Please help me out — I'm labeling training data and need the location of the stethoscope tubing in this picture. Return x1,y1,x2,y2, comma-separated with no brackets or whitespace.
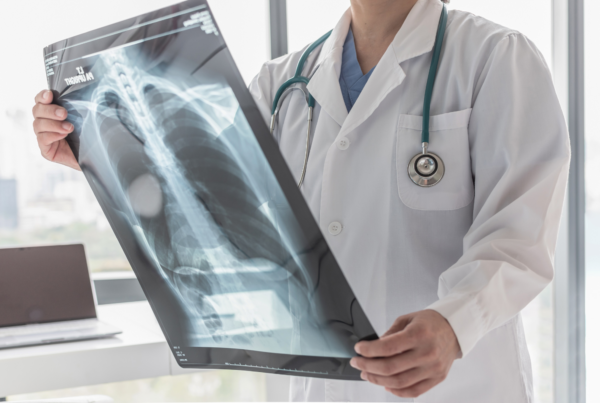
270,31,331,188
270,4,448,188
421,4,448,150
271,30,333,115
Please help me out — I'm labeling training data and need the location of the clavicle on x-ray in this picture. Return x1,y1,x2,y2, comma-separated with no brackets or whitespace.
45,0,375,379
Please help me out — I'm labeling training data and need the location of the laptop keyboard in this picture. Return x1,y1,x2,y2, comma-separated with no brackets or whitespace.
0,318,99,337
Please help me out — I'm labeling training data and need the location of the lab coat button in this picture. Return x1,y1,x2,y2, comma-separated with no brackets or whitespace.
337,138,350,150
328,221,343,236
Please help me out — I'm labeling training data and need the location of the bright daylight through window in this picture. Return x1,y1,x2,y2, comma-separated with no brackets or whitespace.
1,0,269,400
0,0,269,274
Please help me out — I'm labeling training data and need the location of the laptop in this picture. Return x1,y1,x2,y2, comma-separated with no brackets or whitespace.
0,244,121,349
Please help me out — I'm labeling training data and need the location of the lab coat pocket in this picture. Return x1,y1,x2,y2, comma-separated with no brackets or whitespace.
396,108,474,211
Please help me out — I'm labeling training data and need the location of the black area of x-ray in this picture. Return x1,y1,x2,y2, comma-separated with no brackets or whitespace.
43,0,377,379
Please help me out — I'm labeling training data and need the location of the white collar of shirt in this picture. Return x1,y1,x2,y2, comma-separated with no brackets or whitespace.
306,0,444,131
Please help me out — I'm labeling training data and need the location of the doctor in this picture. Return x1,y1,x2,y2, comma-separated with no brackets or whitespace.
32,0,570,401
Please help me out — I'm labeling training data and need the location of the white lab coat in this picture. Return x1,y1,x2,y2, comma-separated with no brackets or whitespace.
248,0,570,401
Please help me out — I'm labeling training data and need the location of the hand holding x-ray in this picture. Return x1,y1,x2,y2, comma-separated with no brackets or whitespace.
32,90,80,171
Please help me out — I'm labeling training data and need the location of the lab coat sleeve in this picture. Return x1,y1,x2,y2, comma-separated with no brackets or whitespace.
248,62,274,128
426,33,571,357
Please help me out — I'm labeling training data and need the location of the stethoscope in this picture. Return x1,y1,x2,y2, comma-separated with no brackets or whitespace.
270,4,448,188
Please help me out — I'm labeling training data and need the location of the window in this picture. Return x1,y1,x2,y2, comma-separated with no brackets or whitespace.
0,1,270,401
585,0,600,400
0,0,269,274
0,0,582,401
287,0,350,53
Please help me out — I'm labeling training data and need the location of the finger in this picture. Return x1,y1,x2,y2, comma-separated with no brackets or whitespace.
35,90,54,105
33,119,73,135
37,131,69,147
387,377,443,398
32,103,68,121
381,315,413,338
38,138,81,171
355,330,415,358
362,366,427,390
351,350,420,376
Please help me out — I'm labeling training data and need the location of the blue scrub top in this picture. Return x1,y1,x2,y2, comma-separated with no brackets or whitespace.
339,28,376,112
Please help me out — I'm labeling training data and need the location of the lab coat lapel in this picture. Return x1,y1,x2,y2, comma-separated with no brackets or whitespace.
342,47,405,134
340,0,444,135
306,9,351,127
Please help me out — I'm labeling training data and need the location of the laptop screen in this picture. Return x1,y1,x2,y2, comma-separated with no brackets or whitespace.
0,244,97,327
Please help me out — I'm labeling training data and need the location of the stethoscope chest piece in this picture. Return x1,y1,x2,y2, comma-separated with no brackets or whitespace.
408,149,445,187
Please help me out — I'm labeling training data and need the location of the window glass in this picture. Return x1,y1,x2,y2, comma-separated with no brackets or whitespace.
585,0,600,401
210,1,270,84
287,0,350,53
0,0,269,273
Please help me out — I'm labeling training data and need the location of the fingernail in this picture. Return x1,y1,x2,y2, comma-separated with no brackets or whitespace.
354,344,362,354
55,108,66,118
62,122,73,131
349,358,358,369
43,91,51,100
360,372,367,380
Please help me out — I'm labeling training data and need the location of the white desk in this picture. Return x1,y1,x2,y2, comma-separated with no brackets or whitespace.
0,302,199,397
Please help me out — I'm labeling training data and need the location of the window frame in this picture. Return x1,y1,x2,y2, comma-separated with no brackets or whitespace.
553,0,587,402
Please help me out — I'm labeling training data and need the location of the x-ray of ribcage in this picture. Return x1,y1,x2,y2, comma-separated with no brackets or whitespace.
64,49,354,358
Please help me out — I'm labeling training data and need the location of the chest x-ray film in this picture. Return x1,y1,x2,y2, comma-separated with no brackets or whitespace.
44,0,376,379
